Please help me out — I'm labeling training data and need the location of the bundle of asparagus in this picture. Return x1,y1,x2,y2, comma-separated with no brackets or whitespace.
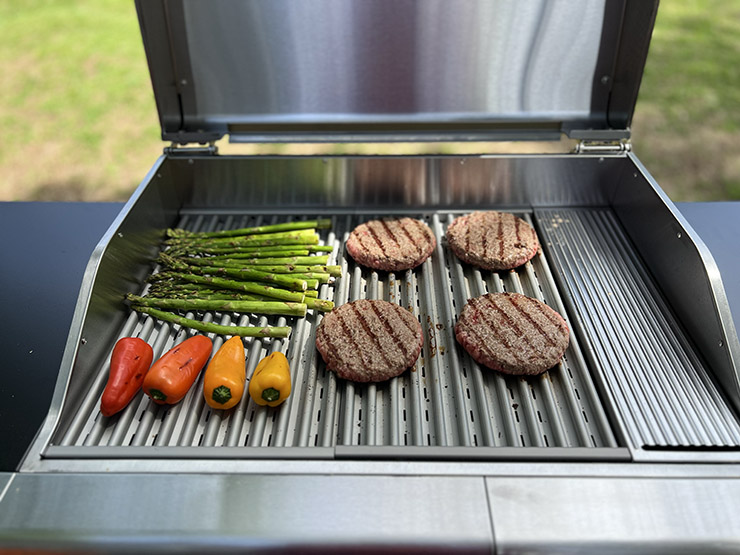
128,219,338,338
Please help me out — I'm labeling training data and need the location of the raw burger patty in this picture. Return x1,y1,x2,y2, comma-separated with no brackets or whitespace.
455,292,569,376
346,217,436,271
315,299,423,382
446,211,539,270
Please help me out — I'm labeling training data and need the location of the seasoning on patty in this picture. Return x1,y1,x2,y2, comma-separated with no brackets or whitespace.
446,211,539,270
455,292,569,376
346,217,436,271
315,299,423,382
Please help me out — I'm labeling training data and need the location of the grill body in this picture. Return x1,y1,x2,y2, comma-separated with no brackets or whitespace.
3,154,740,551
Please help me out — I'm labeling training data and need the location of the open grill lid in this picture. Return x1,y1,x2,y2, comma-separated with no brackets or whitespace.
135,0,658,145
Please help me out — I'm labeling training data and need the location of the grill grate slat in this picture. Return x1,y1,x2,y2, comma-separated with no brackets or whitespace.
538,208,740,448
51,208,667,458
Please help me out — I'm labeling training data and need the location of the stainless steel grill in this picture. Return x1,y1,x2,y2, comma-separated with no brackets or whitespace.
49,210,620,458
7,1,740,550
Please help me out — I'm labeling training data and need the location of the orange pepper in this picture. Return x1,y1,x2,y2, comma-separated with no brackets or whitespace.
143,335,212,405
203,336,246,410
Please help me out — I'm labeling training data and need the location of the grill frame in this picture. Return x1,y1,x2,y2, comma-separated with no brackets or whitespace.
18,153,740,472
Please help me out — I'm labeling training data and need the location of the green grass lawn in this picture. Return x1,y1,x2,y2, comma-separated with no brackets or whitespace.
631,0,740,200
1,0,738,201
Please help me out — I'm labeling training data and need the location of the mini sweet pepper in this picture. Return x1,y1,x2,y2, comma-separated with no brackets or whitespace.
249,351,291,407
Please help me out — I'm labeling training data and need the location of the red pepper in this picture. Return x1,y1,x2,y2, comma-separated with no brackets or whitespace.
100,337,154,417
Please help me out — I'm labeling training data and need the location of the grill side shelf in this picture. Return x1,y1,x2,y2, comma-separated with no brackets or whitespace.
47,210,620,460
536,207,740,449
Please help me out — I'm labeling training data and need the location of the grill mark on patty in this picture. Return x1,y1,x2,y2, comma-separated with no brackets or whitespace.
497,214,505,261
531,298,568,330
507,295,561,347
464,217,471,254
349,302,396,369
368,301,411,361
463,316,526,367
398,219,424,256
363,223,387,257
481,295,543,355
471,301,531,364
379,219,402,250
481,220,488,260
329,311,370,372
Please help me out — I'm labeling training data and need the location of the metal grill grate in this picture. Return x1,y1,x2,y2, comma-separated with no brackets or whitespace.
537,207,740,448
51,210,619,458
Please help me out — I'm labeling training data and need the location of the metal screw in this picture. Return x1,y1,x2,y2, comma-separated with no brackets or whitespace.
601,75,610,85
677,232,682,239
719,340,724,347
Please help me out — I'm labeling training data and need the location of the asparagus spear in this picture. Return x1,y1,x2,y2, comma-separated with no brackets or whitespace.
132,306,291,338
127,294,307,317
165,273,308,303
228,264,342,277
197,245,334,258
195,255,331,266
166,229,319,249
167,218,331,239
146,282,279,302
159,254,311,291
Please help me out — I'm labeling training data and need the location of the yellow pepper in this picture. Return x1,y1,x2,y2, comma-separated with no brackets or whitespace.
249,351,292,407
203,336,246,410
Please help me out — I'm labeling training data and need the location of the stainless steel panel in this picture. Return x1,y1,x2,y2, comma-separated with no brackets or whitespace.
613,153,740,416
537,208,740,448
134,0,657,142
0,473,493,552
488,476,740,554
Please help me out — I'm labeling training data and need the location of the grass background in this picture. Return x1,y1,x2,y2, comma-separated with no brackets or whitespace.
1,0,738,202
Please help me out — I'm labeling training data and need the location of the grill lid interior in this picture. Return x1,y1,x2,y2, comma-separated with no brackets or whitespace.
135,0,658,144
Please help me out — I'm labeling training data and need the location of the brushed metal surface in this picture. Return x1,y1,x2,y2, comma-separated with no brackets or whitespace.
537,208,740,448
488,476,740,553
614,154,740,417
134,0,647,142
0,473,493,552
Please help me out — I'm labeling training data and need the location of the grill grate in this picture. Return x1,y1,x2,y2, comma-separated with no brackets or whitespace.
537,207,740,448
53,210,619,458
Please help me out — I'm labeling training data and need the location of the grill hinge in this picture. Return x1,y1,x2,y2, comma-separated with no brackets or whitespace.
163,142,219,156
574,139,632,154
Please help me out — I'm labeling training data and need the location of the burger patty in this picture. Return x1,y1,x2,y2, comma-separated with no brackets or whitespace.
446,211,540,270
315,299,423,382
346,217,436,271
455,292,569,376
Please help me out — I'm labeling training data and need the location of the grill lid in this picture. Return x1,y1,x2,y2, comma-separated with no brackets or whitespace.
135,0,657,145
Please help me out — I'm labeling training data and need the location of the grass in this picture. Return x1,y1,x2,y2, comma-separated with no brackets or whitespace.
631,0,740,200
1,0,738,201
0,0,161,200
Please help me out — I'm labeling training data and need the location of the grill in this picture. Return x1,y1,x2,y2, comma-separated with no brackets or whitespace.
5,0,740,551
50,210,619,457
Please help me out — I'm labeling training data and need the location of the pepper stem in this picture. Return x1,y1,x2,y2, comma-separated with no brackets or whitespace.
149,389,167,402
212,385,232,405
261,388,280,402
